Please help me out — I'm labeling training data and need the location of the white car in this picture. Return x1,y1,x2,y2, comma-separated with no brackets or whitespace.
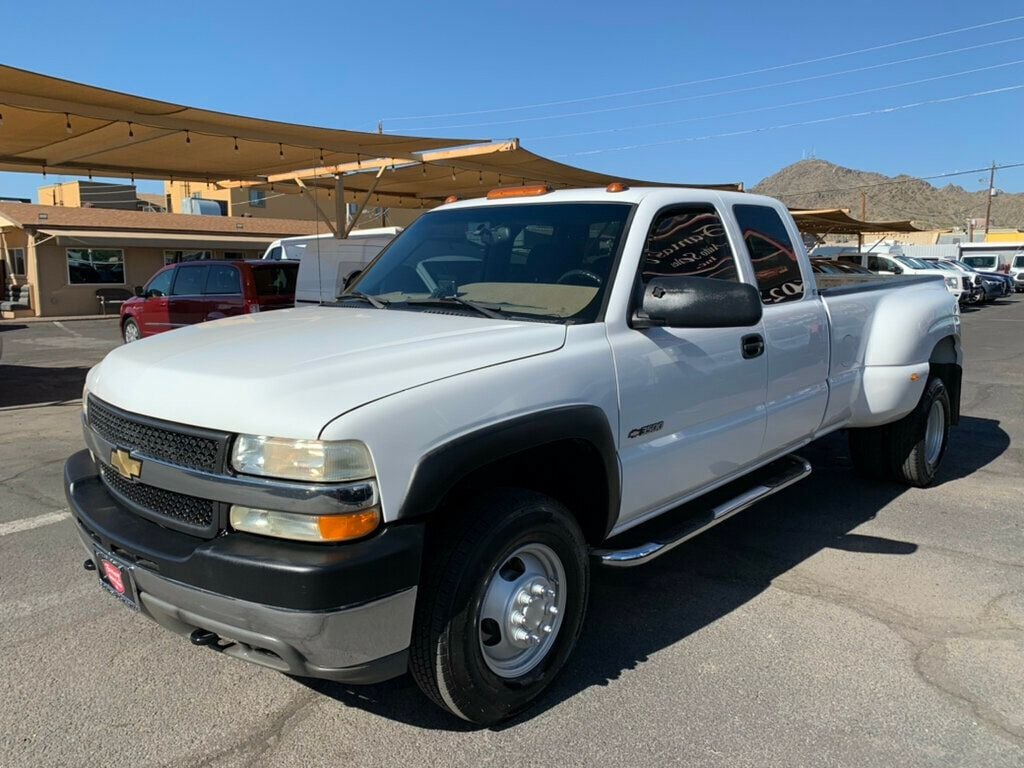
837,252,964,301
67,187,962,725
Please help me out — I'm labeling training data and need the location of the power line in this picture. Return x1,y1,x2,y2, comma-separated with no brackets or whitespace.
774,161,1024,197
526,59,1024,142
556,84,1024,157
382,14,1024,122
398,34,1024,132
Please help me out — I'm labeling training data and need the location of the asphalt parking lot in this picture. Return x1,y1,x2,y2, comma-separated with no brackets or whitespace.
1,302,1022,767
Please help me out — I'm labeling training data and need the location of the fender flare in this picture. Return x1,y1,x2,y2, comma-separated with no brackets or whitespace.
397,404,620,537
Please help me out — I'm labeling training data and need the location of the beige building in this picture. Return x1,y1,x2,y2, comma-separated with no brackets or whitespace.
38,180,166,212
0,203,320,318
164,180,422,228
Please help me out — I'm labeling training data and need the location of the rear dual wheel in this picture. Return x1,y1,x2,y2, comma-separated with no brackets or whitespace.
410,488,589,725
849,375,951,487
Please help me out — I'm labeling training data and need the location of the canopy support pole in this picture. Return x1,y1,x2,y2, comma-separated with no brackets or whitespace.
294,179,338,237
344,166,386,238
334,176,347,238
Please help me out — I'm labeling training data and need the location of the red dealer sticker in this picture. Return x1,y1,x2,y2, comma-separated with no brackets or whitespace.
101,559,126,594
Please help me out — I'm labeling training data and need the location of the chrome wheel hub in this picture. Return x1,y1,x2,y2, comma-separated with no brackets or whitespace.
924,399,945,467
124,323,139,342
478,542,566,678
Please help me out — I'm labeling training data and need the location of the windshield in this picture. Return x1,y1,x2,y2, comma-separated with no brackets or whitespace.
349,202,632,322
1014,255,1024,268
895,256,925,269
962,256,997,269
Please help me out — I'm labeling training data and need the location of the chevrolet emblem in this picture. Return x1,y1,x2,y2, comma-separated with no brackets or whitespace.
110,449,142,481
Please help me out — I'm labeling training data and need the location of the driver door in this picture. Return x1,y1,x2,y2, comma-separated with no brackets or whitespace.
137,266,174,336
609,205,768,529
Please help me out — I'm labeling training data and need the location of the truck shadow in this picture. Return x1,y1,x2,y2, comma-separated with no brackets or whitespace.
0,364,90,409
299,416,1010,731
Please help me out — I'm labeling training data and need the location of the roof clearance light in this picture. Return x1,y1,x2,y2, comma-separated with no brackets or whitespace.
444,195,459,204
487,184,551,200
606,182,629,193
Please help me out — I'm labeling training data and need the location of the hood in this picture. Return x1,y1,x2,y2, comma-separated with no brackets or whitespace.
88,306,566,437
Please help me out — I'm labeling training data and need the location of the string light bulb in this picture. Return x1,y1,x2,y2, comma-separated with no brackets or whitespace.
451,167,456,181
0,111,4,127
319,148,325,165
278,143,284,158
65,113,72,133
233,136,239,152
185,130,191,144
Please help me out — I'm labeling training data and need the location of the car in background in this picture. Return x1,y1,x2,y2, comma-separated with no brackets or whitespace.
836,253,964,301
1012,254,1024,293
961,252,1017,297
120,260,299,343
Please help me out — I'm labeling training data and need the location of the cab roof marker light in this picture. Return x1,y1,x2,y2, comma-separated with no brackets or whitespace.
486,184,551,200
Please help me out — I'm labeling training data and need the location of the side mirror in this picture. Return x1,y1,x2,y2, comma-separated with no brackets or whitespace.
634,276,763,329
133,285,144,297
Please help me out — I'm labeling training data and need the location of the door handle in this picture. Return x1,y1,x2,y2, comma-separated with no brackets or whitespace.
741,333,765,359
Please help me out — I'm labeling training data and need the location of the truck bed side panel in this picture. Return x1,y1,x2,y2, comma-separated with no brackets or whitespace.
820,278,960,430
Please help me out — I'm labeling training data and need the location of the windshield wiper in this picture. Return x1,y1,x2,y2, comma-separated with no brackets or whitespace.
404,296,506,319
337,292,388,309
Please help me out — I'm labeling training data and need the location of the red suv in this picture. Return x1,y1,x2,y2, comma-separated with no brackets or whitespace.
120,260,298,343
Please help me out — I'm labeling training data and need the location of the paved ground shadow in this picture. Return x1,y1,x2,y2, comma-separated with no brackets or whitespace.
0,363,91,408
299,417,1009,730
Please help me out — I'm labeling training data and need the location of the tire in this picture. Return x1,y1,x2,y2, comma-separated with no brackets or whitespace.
122,318,141,343
410,488,590,725
848,376,951,487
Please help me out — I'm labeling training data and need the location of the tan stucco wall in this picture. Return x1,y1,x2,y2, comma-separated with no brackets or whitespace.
38,183,83,207
32,244,165,317
1,228,29,287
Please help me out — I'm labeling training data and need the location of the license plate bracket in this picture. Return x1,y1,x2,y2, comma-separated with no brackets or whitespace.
94,549,139,611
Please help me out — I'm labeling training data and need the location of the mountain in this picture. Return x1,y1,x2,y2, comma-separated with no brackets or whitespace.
751,159,1024,231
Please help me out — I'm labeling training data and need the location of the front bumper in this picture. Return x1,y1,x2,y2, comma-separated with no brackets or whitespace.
65,449,423,683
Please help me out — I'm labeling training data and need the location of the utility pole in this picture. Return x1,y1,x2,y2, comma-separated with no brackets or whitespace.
984,161,996,236
860,191,867,221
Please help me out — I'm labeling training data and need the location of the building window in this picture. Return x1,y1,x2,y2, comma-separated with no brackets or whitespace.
66,248,125,285
9,247,26,276
248,189,267,208
164,250,213,265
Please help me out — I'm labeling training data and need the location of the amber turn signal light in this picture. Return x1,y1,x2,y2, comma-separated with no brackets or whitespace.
606,182,629,193
444,195,459,204
487,184,551,200
317,507,381,541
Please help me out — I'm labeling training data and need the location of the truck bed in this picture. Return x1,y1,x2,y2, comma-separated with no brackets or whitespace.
815,274,944,296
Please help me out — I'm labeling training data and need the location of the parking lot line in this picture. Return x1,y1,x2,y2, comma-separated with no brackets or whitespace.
0,510,71,537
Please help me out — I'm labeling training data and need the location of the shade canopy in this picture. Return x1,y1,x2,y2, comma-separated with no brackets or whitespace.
0,65,742,211
0,64,477,182
790,208,921,235
224,140,742,209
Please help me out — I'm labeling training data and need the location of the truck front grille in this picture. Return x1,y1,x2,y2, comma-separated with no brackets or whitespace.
100,463,218,531
88,396,227,473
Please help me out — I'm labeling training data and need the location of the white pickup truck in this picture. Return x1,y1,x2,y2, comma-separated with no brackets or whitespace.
66,185,962,725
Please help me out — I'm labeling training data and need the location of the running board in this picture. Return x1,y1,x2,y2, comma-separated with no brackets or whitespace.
593,454,812,568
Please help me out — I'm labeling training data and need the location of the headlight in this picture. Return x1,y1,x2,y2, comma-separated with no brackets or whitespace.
229,504,380,543
944,276,958,289
231,435,374,482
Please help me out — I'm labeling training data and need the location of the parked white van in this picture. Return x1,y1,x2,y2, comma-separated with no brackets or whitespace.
262,229,402,305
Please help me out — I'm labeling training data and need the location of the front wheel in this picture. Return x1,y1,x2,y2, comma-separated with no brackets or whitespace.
410,489,590,725
122,318,141,343
849,375,951,487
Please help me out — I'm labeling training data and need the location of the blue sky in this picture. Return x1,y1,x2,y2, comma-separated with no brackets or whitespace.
2,0,1023,212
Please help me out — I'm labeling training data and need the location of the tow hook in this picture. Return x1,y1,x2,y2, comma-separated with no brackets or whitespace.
190,629,221,648
83,559,96,571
